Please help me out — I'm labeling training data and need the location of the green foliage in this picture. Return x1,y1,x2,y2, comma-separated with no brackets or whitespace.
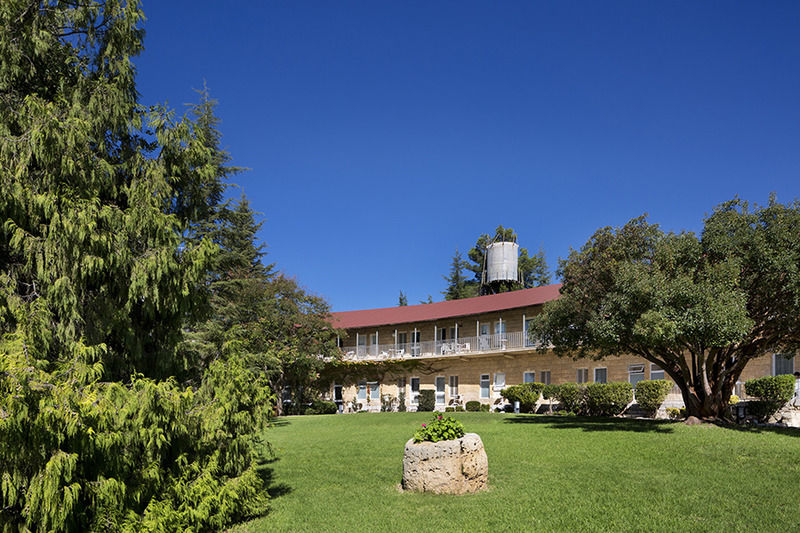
479,403,490,412
553,383,585,414
744,375,794,422
745,375,795,403
417,390,436,412
730,395,740,405
635,380,675,415
305,400,338,415
0,337,273,532
500,383,544,413
412,414,466,443
542,384,560,400
666,407,686,420
398,291,408,306
466,401,482,412
398,391,407,412
584,382,633,416
442,250,474,300
381,394,395,412
532,198,800,419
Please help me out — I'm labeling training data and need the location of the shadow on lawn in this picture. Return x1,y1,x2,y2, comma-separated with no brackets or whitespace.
255,458,293,499
504,415,675,434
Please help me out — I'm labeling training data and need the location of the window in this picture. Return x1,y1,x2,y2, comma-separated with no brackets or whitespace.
435,377,446,405
368,381,379,402
629,364,645,387
523,371,535,384
480,374,490,398
410,377,420,404
650,364,665,381
594,368,607,384
438,328,447,341
493,373,506,391
493,321,506,348
410,331,421,357
479,323,490,350
540,370,551,385
357,380,367,400
397,377,406,389
774,354,795,376
450,327,457,341
368,334,378,355
576,368,588,384
449,375,459,397
524,318,536,347
357,335,366,356
494,321,506,335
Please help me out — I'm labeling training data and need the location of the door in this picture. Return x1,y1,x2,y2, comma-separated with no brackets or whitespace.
435,377,446,406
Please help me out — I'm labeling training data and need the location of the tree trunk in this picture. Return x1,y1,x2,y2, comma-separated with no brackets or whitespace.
678,379,734,420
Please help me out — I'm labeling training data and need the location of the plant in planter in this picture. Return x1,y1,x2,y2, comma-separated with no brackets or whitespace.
402,414,488,494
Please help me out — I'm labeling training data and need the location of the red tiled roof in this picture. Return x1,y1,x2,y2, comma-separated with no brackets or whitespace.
330,283,562,329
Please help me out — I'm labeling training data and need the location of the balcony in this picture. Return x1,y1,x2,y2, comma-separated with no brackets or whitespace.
342,331,537,361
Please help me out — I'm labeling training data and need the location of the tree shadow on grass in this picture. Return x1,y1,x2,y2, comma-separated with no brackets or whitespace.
715,421,800,438
255,458,293,499
269,418,291,428
504,415,675,434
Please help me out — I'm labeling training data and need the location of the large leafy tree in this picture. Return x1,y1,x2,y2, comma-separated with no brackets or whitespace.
533,197,800,419
466,225,550,296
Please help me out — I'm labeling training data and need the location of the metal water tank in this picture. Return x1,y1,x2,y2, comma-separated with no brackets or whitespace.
485,242,519,283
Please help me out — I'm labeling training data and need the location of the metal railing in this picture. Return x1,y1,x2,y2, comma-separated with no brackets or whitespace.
342,330,537,361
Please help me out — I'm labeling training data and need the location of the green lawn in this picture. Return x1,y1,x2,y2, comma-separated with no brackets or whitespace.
234,412,800,532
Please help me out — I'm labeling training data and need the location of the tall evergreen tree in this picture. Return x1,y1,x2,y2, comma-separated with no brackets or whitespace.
442,250,474,300
398,290,408,306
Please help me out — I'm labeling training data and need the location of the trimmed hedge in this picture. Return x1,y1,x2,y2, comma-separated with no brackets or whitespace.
417,390,436,412
465,400,481,412
304,400,338,415
584,382,633,416
635,380,674,415
500,383,545,413
745,374,795,422
542,384,560,400
554,382,584,413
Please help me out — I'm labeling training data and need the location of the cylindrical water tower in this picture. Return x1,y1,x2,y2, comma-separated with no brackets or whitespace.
481,240,521,294
485,242,519,283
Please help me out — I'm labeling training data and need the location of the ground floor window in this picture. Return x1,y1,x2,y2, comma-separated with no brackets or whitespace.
650,364,665,380
410,377,420,404
523,371,535,383
368,381,379,402
577,368,588,384
480,374,490,398
493,372,505,392
629,364,645,386
333,384,343,404
594,368,607,384
357,381,367,400
540,370,551,385
449,375,459,397
773,354,795,376
435,376,446,405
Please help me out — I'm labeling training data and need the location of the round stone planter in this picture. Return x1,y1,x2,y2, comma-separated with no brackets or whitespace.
401,433,488,494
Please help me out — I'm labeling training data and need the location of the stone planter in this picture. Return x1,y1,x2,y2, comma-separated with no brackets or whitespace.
401,433,488,494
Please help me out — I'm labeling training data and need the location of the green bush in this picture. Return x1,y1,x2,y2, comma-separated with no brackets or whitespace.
500,383,545,413
445,407,455,412
584,382,633,416
554,383,585,413
417,390,436,412
398,391,407,412
542,384,560,400
306,400,337,415
744,375,794,422
745,374,795,403
380,394,395,412
635,380,674,415
666,407,686,420
412,414,466,443
466,400,482,412
479,403,490,412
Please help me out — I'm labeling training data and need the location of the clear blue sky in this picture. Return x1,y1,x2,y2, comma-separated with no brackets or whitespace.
135,1,800,312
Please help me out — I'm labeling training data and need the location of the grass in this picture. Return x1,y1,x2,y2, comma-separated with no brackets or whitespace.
234,412,800,532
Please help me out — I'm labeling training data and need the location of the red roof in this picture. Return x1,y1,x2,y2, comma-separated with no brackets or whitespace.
330,284,562,329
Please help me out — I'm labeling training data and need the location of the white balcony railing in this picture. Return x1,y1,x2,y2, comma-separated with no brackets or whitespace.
342,331,538,361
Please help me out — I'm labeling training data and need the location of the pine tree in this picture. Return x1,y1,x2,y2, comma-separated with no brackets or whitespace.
398,290,408,306
442,250,475,300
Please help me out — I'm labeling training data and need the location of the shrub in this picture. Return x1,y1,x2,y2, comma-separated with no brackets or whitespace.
542,384,560,400
417,390,436,412
584,382,633,416
380,394,395,412
730,395,740,404
554,383,585,414
744,375,794,422
445,407,455,412
635,380,674,415
667,407,686,420
479,403,490,412
412,414,466,443
745,375,795,403
398,391,407,412
454,405,465,412
466,400,481,412
306,400,337,415
500,383,545,413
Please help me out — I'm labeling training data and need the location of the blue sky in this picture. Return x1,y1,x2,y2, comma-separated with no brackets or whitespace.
135,1,800,311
